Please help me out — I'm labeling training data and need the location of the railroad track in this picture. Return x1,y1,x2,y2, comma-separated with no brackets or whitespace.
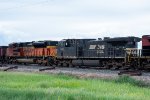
0,64,56,72
0,63,148,76
1,64,150,84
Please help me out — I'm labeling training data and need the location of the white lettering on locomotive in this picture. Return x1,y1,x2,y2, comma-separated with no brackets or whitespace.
89,45,96,49
97,45,105,49
89,45,105,50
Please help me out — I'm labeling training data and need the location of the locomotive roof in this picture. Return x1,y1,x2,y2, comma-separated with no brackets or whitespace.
8,42,33,47
62,39,96,40
9,42,31,44
32,40,57,42
105,36,141,42
89,36,141,42
142,35,150,37
0,46,8,48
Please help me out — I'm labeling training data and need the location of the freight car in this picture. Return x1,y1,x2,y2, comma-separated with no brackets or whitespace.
56,36,141,69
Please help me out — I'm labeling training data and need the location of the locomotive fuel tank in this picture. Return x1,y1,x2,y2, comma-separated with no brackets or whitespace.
16,59,34,63
72,60,100,66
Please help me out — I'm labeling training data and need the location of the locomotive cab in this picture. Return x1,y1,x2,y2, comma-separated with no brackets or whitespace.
57,39,96,58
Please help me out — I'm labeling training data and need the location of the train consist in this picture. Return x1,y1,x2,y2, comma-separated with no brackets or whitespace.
0,35,150,70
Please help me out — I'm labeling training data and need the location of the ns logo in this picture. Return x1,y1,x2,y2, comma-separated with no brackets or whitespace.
89,45,105,50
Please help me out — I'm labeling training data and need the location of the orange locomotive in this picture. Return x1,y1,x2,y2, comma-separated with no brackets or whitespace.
6,41,58,65
6,43,25,63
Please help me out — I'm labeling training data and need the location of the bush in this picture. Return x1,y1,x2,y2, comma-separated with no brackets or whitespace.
37,82,49,88
115,75,149,87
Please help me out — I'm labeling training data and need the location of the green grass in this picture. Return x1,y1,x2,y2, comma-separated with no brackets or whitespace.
0,72,150,100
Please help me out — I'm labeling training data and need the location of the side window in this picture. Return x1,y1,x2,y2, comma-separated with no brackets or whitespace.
50,41,58,46
58,42,64,47
65,42,68,47
65,40,71,47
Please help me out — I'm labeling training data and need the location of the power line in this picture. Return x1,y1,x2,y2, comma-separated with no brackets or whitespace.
0,0,51,11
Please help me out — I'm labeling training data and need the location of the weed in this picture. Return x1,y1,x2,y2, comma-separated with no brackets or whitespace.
115,75,149,87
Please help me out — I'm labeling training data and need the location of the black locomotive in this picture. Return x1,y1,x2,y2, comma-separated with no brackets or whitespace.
56,36,141,68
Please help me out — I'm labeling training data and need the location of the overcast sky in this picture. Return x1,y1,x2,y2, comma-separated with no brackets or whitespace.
0,0,150,45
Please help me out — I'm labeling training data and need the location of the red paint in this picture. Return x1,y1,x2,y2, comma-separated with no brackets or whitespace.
142,35,150,46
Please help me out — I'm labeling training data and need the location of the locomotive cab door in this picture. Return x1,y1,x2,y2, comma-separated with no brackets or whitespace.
77,46,83,57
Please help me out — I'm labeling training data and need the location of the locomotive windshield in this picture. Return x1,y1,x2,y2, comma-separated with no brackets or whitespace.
46,41,58,46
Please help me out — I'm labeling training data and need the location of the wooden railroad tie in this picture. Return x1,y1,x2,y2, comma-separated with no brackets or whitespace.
39,67,55,71
0,64,8,67
3,66,18,71
118,70,142,76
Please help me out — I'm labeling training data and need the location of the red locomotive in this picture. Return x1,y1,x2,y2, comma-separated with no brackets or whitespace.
142,35,150,56
125,35,150,69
